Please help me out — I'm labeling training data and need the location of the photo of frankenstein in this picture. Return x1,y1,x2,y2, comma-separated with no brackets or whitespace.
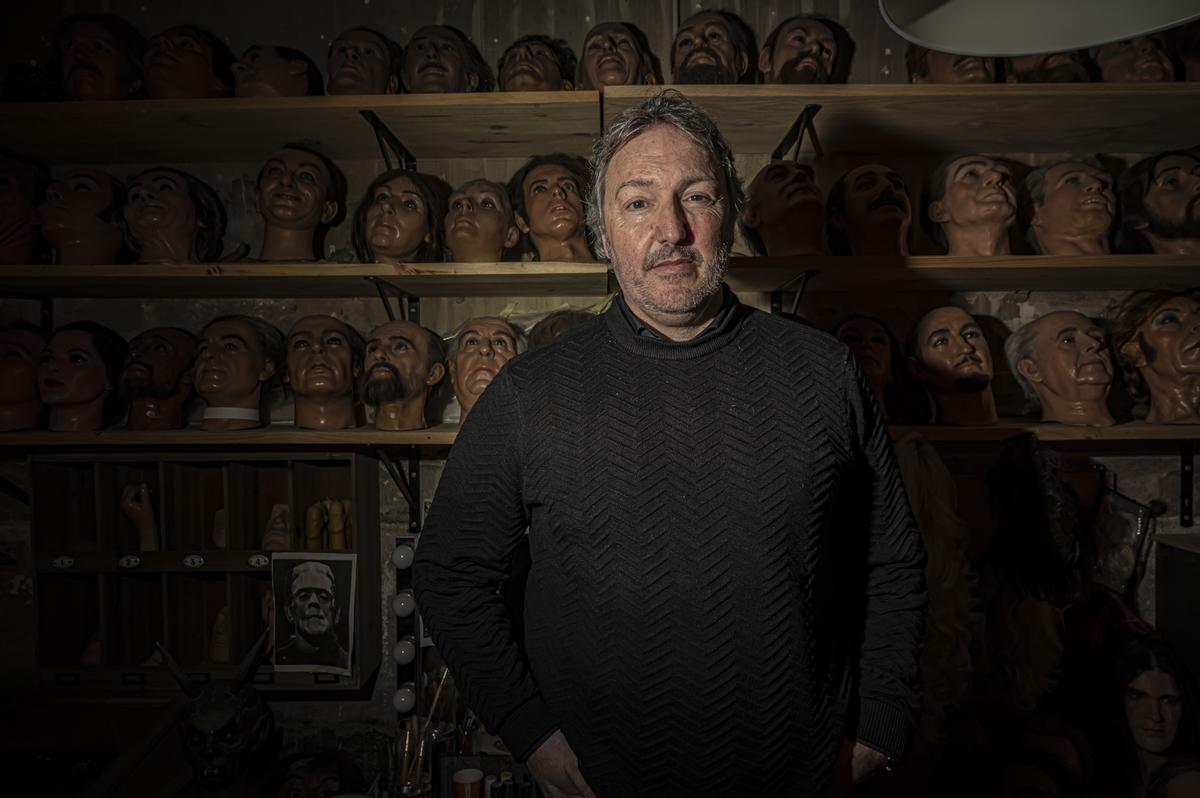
272,553,355,675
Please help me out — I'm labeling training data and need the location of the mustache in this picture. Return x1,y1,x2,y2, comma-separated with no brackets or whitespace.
682,45,725,68
642,244,701,272
954,353,983,368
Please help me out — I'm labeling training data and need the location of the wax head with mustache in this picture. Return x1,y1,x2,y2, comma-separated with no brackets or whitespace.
1116,150,1200,256
143,24,234,99
1007,311,1114,427
54,13,145,101
908,306,998,425
326,27,401,96
120,326,197,431
760,15,855,84
671,11,755,85
285,315,363,431
360,320,445,431
826,164,913,256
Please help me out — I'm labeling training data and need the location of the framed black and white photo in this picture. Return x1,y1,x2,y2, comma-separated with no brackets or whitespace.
271,552,356,677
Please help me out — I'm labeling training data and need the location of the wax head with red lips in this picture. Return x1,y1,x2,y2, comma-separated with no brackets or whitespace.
37,321,127,432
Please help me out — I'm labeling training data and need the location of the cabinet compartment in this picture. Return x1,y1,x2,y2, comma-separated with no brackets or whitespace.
164,573,229,668
227,461,291,551
292,460,354,551
229,572,272,667
37,573,101,667
32,461,97,553
107,573,165,667
97,462,161,553
163,462,225,551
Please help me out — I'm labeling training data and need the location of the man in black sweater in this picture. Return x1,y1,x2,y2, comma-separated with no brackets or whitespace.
413,90,926,797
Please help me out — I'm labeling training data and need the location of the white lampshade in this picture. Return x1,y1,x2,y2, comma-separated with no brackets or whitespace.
879,0,1200,56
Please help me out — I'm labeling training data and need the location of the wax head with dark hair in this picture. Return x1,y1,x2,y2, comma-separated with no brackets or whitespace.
760,15,855,84
0,323,47,431
740,160,824,257
834,315,929,423
1023,157,1115,256
923,154,1017,256
1116,150,1200,255
52,12,145,101
326,27,402,95
1109,288,1200,423
234,45,324,97
353,169,450,264
507,153,593,261
403,25,494,93
498,34,577,91
195,314,286,428
826,164,912,256
39,168,128,264
39,320,128,430
255,143,346,261
576,21,661,89
904,44,994,84
671,9,756,85
124,167,226,263
143,24,235,99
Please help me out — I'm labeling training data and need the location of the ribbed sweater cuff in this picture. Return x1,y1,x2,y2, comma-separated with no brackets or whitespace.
496,694,559,762
855,697,913,761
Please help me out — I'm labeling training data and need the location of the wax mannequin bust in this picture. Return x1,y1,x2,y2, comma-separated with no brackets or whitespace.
576,22,660,89
740,160,824,257
143,25,234,99
0,326,47,431
54,13,145,101
0,155,42,265
361,320,446,431
285,315,363,430
1117,150,1200,256
1025,159,1116,256
194,315,285,431
444,180,520,262
834,316,898,420
1112,290,1200,424
352,169,449,264
402,25,495,93
671,10,755,85
760,15,854,84
908,306,998,425
37,321,128,432
1006,311,1114,426
498,35,576,91
507,154,594,261
925,155,1017,256
255,145,344,262
906,45,994,83
234,45,324,98
124,167,226,263
449,317,522,421
827,164,913,256
326,27,401,95
38,168,125,264
1005,51,1091,83
1094,34,1176,83
119,327,197,431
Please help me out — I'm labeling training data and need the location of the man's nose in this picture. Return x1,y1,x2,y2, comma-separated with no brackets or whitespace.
512,45,531,62
601,37,617,54
231,61,249,75
46,185,63,202
551,184,566,199
654,198,688,244
459,199,474,214
1136,37,1160,55
983,168,1003,187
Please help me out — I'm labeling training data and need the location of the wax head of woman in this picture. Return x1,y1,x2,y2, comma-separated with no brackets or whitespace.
352,170,450,264
37,321,128,432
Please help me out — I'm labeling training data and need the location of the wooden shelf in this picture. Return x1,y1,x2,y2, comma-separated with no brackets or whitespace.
604,84,1200,155
892,423,1200,453
725,254,1200,294
0,423,459,448
42,665,364,692
36,550,278,574
0,261,612,299
0,92,600,165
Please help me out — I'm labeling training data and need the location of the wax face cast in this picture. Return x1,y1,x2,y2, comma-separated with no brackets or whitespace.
404,27,477,93
580,23,653,88
912,51,993,83
928,156,1016,256
234,46,313,97
362,320,445,430
1014,311,1114,426
1120,294,1200,424
742,161,823,256
1029,163,1116,255
256,149,338,262
195,319,276,414
144,26,229,99
445,181,519,262
450,318,518,419
517,164,588,259
910,306,997,425
38,169,124,264
672,12,748,85
1137,154,1200,254
286,315,359,430
38,328,116,432
125,169,208,263
1095,35,1174,83
760,18,838,84
0,329,46,431
836,318,891,398
120,327,197,431
59,19,142,100
830,164,912,256
499,38,572,91
364,175,432,262
1124,670,1182,754
326,29,398,95
1007,51,1090,83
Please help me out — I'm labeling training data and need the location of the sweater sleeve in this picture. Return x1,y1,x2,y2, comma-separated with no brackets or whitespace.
411,369,557,761
843,354,927,760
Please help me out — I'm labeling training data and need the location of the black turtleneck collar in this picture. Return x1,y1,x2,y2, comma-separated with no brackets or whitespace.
606,284,747,359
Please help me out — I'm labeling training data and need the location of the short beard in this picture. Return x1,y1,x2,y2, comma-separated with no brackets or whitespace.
675,62,737,85
954,373,992,393
119,374,180,400
1146,203,1200,241
633,240,730,316
361,363,422,405
779,57,830,84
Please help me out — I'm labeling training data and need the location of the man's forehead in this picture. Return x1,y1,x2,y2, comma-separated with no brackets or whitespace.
1048,162,1104,181
270,149,329,174
677,13,731,38
780,18,834,40
459,319,514,339
203,320,257,343
369,320,425,343
412,27,461,48
1033,311,1093,335
920,307,975,332
1154,155,1200,176
1150,296,1200,315
336,30,384,48
951,156,999,174
292,571,333,593
587,22,632,42
457,180,505,199
133,169,181,188
525,164,577,187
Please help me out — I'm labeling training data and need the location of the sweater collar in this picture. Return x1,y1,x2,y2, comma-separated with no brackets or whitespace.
605,284,746,359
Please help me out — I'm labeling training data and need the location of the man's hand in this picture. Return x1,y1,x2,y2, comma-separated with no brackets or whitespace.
119,483,159,551
826,738,889,795
526,729,597,798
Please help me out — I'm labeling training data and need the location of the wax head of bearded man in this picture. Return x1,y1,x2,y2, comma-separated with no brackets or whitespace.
907,306,999,425
360,320,446,431
1116,150,1200,256
670,10,755,85
120,326,198,431
760,15,855,84
448,317,524,420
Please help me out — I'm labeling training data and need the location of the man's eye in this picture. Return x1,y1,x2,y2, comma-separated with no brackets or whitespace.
932,337,947,347
564,182,579,193
464,336,478,346
69,353,88,364
392,342,409,351
404,199,418,209
292,340,308,349
374,192,390,203
1162,177,1179,189
481,199,495,208
964,330,979,339
677,35,693,48
626,199,647,210
822,47,833,57
326,336,344,347
224,342,239,351
1154,312,1181,325
494,339,510,350
587,40,603,51
1062,335,1075,344
707,31,725,42
531,184,546,193
451,200,463,209
299,172,317,183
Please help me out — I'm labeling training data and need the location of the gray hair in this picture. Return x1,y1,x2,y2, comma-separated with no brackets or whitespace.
1004,318,1043,406
586,89,744,259
444,317,528,359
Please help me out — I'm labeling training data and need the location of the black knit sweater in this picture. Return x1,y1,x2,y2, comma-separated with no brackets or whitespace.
413,291,926,796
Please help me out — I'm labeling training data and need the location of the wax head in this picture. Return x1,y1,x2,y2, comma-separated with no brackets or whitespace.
143,25,233,99
124,167,225,262
445,179,520,262
194,316,281,409
910,306,993,393
0,156,41,264
1119,152,1200,253
578,22,658,89
926,155,1016,251
38,322,127,430
38,168,125,263
836,317,893,387
498,35,575,91
827,164,912,255
255,146,341,254
1011,311,1113,414
1006,51,1091,83
326,28,400,95
1028,161,1116,253
1095,34,1175,83
360,320,445,406
356,172,440,263
1125,669,1182,754
449,318,520,417
234,45,323,97
671,11,752,85
740,160,823,255
284,561,339,640
908,47,994,83
511,156,589,257
1119,293,1200,394
285,315,360,399
0,328,46,405
402,26,493,93
760,16,854,84
56,14,144,100
119,327,197,400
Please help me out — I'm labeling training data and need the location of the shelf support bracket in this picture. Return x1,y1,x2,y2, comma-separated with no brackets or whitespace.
1182,440,1194,528
379,448,415,513
0,291,53,334
359,110,417,172
407,445,422,534
0,474,29,506
770,103,824,162
367,277,421,324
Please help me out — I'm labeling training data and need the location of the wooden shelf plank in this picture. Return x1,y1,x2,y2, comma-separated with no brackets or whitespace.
0,92,601,165
0,261,612,299
725,254,1200,294
604,84,1200,155
0,424,459,448
37,551,278,573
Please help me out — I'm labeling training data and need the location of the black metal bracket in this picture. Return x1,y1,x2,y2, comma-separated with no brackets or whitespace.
769,271,813,317
379,448,415,511
1181,440,1194,528
0,291,53,334
366,277,420,324
359,110,417,172
0,474,30,506
770,104,824,162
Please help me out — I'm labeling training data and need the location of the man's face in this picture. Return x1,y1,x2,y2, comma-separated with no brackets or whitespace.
499,39,569,91
257,149,335,231
581,23,645,88
276,757,342,798
365,175,431,261
836,318,891,385
120,327,196,400
1096,35,1173,83
449,318,517,412
60,20,139,100
764,18,837,84
916,51,994,84
327,30,396,95
1034,163,1115,238
1022,311,1112,403
286,568,337,639
194,319,273,404
38,169,119,241
404,27,474,93
1124,669,1182,754
233,46,309,98
745,161,822,231
912,306,993,393
1007,51,1090,83
144,27,225,99
602,124,728,320
521,164,585,241
361,320,441,405
445,181,517,262
124,169,199,247
839,164,911,232
672,12,745,84
286,316,357,399
37,329,111,406
0,330,45,404
933,156,1015,229
1124,295,1200,385
1142,154,1200,240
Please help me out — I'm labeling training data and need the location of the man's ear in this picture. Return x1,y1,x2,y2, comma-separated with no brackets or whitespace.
1120,338,1148,369
426,361,446,387
504,223,521,249
757,46,771,80
259,358,277,382
386,74,400,94
737,50,750,79
927,200,949,224
1016,357,1043,385
283,601,294,624
320,200,338,225
741,204,760,229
